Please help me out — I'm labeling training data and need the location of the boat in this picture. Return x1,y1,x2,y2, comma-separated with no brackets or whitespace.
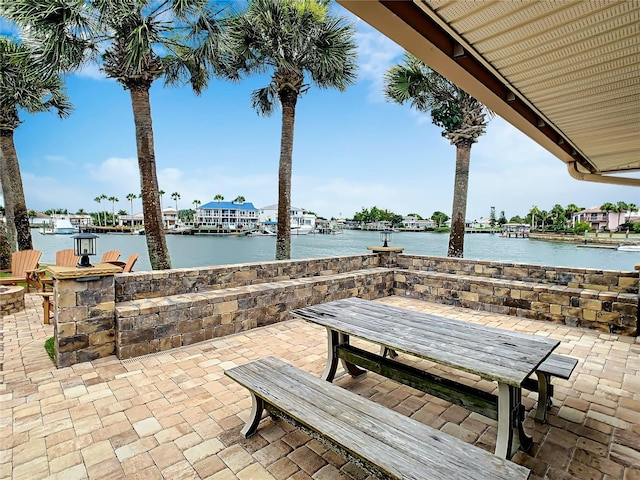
291,225,314,235
166,225,191,235
245,228,276,236
616,244,640,252
39,216,76,235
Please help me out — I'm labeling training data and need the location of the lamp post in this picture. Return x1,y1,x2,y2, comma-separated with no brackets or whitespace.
72,232,98,268
380,229,392,248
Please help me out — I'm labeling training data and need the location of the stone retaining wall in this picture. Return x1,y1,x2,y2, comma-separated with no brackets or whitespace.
53,273,117,368
115,254,379,302
394,271,638,335
115,268,393,359
0,286,25,317
52,253,638,366
395,255,638,294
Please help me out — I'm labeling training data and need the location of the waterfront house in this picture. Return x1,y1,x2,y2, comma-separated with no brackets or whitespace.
572,207,609,231
27,212,52,227
402,215,436,230
259,204,317,234
162,207,179,228
196,199,260,230
117,208,178,229
118,212,145,228
571,206,639,232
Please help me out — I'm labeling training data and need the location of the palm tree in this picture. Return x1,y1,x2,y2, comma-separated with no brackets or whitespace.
99,194,108,227
171,192,181,212
93,196,103,226
384,53,493,258
564,203,581,227
626,203,638,222
158,190,166,228
108,196,119,226
615,201,629,231
538,210,550,231
233,196,245,204
528,205,541,230
600,202,616,230
192,199,201,224
550,204,565,230
126,193,137,218
4,0,225,269
222,0,357,260
0,37,72,251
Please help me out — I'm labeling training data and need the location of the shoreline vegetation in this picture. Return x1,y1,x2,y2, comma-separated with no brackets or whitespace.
28,223,640,245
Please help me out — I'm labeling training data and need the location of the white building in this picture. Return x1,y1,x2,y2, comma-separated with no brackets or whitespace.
162,207,179,228
259,205,316,235
118,208,179,228
402,215,435,230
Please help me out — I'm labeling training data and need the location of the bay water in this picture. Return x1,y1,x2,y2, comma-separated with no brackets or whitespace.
31,230,638,272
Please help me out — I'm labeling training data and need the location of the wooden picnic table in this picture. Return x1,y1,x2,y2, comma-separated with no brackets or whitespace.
292,297,560,459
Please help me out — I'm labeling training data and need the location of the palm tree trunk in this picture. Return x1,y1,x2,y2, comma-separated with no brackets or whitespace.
0,139,17,254
0,132,33,251
447,143,471,258
275,91,297,260
129,87,171,270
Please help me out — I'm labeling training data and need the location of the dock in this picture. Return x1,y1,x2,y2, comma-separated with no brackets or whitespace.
576,244,618,250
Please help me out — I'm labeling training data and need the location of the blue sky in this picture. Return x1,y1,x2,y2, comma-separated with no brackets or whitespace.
3,7,637,222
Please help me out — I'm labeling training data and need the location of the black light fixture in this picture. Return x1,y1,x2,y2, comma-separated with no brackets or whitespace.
72,232,98,268
380,229,392,248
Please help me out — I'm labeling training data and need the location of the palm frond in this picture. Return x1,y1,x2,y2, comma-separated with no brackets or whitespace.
0,36,73,129
250,84,277,116
384,52,493,144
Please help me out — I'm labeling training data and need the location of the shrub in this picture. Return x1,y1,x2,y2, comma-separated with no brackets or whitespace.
44,337,54,361
573,221,592,234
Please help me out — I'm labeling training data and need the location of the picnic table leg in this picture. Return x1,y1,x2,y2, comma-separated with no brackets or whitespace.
321,328,340,381
496,384,532,459
340,334,367,378
240,392,265,438
534,371,551,422
380,346,398,359
321,329,366,381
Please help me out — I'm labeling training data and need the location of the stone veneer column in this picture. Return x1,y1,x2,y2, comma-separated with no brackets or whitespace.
367,245,404,268
47,263,122,368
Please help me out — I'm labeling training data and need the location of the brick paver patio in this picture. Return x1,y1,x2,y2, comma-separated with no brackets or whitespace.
1,293,638,479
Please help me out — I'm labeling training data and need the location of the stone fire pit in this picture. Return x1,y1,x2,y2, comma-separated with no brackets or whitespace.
0,285,25,316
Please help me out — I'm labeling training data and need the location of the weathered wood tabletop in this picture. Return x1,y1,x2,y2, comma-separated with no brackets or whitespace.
293,297,559,385
292,297,560,459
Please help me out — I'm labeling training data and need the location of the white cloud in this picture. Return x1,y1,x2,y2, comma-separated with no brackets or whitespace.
87,157,140,192
74,62,108,80
293,176,442,220
355,26,404,103
23,172,90,211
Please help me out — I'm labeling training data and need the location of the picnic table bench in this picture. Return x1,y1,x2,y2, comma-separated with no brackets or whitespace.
225,356,530,480
291,297,576,459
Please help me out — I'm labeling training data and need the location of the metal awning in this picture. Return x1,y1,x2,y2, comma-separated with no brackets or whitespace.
338,0,640,187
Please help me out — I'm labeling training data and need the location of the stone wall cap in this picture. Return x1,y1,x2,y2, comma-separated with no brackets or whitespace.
367,246,405,253
47,262,122,279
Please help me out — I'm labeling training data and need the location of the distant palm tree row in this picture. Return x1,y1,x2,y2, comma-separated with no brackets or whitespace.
525,202,638,231
1,0,494,267
599,201,638,229
80,190,252,227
